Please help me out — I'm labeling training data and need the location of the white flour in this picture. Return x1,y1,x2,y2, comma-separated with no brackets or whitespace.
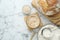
52,29,60,40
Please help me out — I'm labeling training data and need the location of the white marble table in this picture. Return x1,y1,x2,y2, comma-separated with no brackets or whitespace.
0,0,57,40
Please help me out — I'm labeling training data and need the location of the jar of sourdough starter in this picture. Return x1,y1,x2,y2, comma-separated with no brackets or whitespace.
35,0,60,16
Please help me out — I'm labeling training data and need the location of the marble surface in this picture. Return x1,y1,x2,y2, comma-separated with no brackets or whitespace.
0,0,56,40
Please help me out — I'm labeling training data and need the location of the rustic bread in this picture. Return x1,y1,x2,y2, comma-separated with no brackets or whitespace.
32,0,60,26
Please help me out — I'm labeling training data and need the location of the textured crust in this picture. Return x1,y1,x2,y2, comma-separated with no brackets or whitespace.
24,13,43,31
38,0,57,13
32,0,60,26
46,13,60,26
32,0,40,9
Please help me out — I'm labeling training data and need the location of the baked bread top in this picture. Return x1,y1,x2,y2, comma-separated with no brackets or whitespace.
38,0,57,12
26,13,40,28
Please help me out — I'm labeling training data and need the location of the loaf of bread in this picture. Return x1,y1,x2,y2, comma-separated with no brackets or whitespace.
32,0,60,26
38,0,58,16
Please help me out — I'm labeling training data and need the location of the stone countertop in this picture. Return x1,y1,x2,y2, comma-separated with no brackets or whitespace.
0,0,58,40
